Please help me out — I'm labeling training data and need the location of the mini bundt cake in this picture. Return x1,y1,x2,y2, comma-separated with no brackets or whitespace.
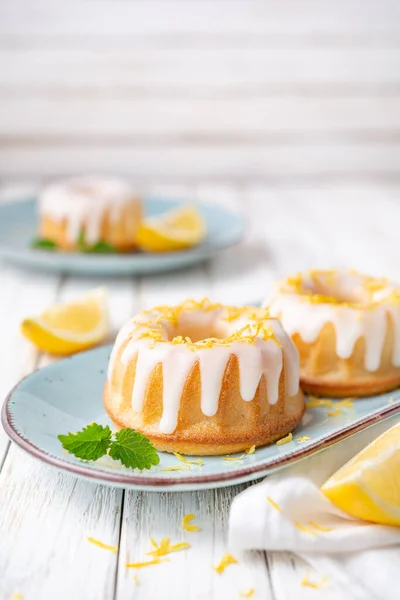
268,270,400,397
38,176,142,252
104,299,304,455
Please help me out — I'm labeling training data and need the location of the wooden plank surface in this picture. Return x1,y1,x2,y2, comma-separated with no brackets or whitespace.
1,181,400,599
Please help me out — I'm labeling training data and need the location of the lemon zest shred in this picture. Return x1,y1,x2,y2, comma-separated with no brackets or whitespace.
245,445,256,454
239,589,255,598
221,454,246,462
295,522,318,536
308,521,333,532
301,569,329,588
182,513,200,532
297,436,310,442
335,398,354,409
126,558,169,568
327,409,343,417
133,574,140,584
214,553,238,574
87,537,118,553
266,496,282,512
150,537,158,548
173,451,203,466
276,432,293,446
388,397,394,404
147,537,191,558
306,397,334,408
11,595,24,600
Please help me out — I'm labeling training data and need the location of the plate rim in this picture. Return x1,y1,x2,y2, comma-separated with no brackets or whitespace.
2,369,400,488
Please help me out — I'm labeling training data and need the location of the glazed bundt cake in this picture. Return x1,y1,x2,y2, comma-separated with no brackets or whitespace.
104,299,304,455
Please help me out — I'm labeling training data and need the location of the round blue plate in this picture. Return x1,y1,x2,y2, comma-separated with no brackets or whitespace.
0,198,244,275
2,345,400,491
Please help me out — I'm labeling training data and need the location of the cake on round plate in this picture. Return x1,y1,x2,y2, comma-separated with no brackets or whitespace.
268,269,400,397
104,299,304,455
38,176,142,252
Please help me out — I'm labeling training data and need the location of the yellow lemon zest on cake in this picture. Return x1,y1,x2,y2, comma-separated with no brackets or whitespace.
150,537,158,548
276,432,293,446
301,570,329,588
327,409,343,417
147,537,190,558
126,558,169,568
308,521,333,532
294,522,318,536
87,537,118,553
173,452,203,467
297,436,310,442
245,445,256,454
182,513,200,532
239,589,255,598
214,553,238,574
161,465,190,472
222,455,246,461
266,496,282,512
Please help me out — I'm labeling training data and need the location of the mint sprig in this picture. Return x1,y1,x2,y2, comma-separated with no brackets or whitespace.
58,423,159,470
31,238,58,251
77,230,117,253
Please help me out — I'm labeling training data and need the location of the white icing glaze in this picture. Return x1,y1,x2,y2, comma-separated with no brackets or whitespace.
108,303,300,434
39,176,139,244
267,270,400,372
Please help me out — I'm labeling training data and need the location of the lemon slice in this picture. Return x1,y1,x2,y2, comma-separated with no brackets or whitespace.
321,421,400,525
21,288,109,356
136,205,206,252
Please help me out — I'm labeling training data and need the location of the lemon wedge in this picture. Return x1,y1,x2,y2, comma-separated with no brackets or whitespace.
136,205,206,252
21,288,109,355
321,421,400,525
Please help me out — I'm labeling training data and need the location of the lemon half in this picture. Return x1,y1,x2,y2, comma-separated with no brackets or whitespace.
321,421,400,525
136,205,206,252
21,288,109,356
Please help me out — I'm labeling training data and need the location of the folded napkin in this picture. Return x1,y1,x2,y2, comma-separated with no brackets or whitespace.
229,415,400,600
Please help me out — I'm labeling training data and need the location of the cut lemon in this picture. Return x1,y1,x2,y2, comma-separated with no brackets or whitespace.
21,288,109,356
136,205,206,252
321,421,400,525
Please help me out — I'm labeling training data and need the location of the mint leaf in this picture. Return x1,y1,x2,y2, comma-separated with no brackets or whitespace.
109,429,160,470
58,423,112,461
88,241,117,254
31,238,58,250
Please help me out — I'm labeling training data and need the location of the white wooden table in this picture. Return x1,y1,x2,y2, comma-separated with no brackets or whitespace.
0,181,399,600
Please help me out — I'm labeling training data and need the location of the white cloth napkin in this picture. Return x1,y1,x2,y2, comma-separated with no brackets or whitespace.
229,415,400,600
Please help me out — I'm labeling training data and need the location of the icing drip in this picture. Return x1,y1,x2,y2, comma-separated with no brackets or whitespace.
109,301,300,435
39,176,139,244
268,270,400,372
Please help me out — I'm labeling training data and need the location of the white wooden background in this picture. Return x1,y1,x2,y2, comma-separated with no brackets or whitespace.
0,0,399,180
1,182,400,600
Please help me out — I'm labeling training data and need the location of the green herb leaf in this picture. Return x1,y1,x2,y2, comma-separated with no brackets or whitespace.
58,423,112,461
88,241,117,253
31,238,58,250
109,429,160,470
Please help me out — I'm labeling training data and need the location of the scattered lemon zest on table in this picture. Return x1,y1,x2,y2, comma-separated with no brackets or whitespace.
276,432,293,446
295,522,318,536
11,595,24,600
214,553,238,574
308,521,333,532
245,445,256,454
297,436,310,442
266,496,282,512
173,452,203,466
301,569,329,588
183,513,200,532
327,409,343,417
239,589,255,598
87,537,118,553
133,574,140,584
221,454,246,461
147,537,190,558
161,465,190,472
126,558,169,569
